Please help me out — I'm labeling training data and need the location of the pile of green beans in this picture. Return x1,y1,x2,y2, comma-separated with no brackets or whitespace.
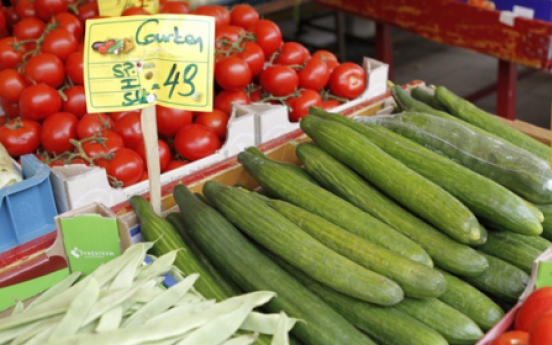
0,242,297,345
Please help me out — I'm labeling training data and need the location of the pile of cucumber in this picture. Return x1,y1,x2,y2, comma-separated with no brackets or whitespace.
130,85,552,345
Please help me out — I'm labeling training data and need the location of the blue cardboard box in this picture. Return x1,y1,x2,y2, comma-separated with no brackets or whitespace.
493,0,552,22
0,155,58,253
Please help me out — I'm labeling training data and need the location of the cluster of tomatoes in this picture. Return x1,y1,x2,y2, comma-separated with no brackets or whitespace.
0,0,365,188
491,286,552,345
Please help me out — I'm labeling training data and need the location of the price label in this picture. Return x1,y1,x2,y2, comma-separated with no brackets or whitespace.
83,15,215,113
97,0,159,17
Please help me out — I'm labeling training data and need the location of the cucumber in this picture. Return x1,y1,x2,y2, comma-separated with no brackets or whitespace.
462,252,530,303
435,85,550,161
237,149,432,266
410,86,448,111
301,113,481,245
367,111,552,206
395,297,484,345
202,181,404,306
127,195,237,301
536,204,552,241
261,195,447,298
270,253,448,345
295,141,488,276
348,115,544,237
478,230,542,274
165,212,243,294
505,232,550,252
173,184,377,345
436,268,504,331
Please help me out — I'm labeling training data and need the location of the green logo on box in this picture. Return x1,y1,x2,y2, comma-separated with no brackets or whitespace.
60,214,121,276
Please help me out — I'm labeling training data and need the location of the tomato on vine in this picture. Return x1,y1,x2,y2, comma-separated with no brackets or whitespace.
0,117,41,156
33,0,68,21
248,19,282,59
19,83,62,121
113,111,143,149
104,147,144,187
0,68,28,103
41,111,79,155
230,4,259,30
329,62,366,100
287,89,322,122
24,53,66,88
77,112,114,140
194,109,229,140
214,89,250,115
259,65,298,97
135,138,171,172
215,56,252,91
41,27,79,61
155,105,193,138
274,42,310,67
298,57,330,91
174,123,222,161
62,85,87,118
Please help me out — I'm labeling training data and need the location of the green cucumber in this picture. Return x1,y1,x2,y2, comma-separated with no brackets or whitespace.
237,149,432,266
462,252,530,303
165,212,242,294
503,232,550,252
301,113,481,245
436,268,504,331
535,204,552,241
261,195,446,298
478,230,542,274
295,141,488,276
345,114,544,237
410,86,448,111
368,111,552,206
271,253,448,345
202,181,404,306
435,85,550,161
172,184,376,345
395,297,484,345
128,195,236,301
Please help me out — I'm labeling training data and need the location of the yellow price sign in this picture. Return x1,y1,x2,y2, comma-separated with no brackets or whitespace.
97,0,159,17
83,14,215,113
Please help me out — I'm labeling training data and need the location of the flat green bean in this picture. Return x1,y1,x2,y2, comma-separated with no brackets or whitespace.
26,272,82,311
221,333,259,345
239,312,297,335
136,251,178,281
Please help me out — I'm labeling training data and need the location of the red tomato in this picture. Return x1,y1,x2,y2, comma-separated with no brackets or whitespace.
312,49,339,73
155,105,193,138
194,5,230,29
65,51,84,85
194,109,229,140
77,112,114,139
19,84,62,121
0,98,20,118
248,86,263,102
236,41,265,77
24,53,65,88
51,12,83,41
299,58,330,91
259,65,298,97
34,0,68,21
159,1,190,14
214,89,250,115
286,89,322,122
0,69,27,103
76,2,98,26
105,147,144,187
62,85,87,118
329,62,366,100
230,4,259,29
215,25,245,50
109,109,140,123
81,130,124,163
320,99,342,110
121,7,150,16
134,138,171,172
0,37,24,70
174,123,222,161
165,159,189,171
3,7,19,33
41,111,79,154
114,111,143,149
248,19,282,59
215,56,252,91
15,0,36,19
41,27,78,61
491,331,529,345
13,17,46,51
0,118,41,156
274,42,310,67
529,313,552,345
516,287,552,332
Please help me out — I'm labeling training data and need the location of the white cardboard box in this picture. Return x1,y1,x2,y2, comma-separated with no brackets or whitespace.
50,56,389,213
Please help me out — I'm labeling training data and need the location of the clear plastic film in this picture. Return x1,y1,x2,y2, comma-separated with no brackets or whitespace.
355,112,552,204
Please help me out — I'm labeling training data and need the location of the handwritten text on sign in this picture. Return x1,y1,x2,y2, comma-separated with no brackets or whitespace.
83,15,215,113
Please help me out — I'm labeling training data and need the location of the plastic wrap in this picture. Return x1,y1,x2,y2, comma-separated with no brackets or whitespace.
355,112,552,204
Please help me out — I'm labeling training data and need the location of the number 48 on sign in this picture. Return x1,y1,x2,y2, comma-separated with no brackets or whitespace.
83,14,215,113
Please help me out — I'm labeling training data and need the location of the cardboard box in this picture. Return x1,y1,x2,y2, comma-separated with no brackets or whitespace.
0,154,58,253
50,57,389,214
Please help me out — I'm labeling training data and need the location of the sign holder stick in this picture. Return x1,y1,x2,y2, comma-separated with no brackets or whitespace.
140,105,162,215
